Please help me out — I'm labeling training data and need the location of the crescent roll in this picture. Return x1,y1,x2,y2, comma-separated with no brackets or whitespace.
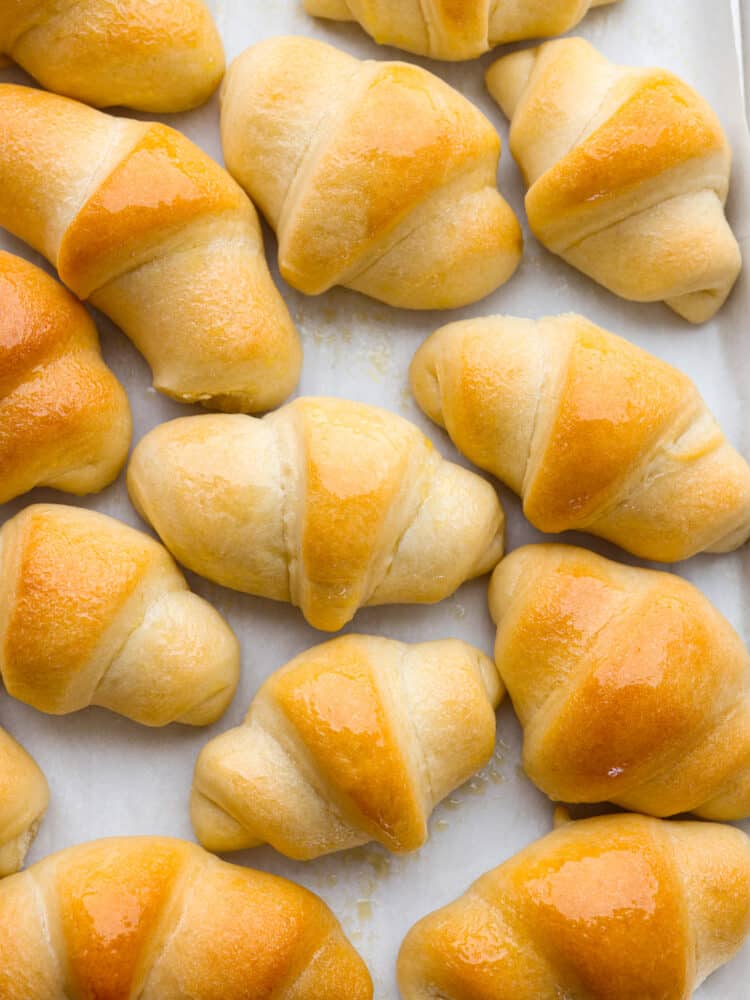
490,544,750,820
0,837,373,1000
0,727,48,877
398,813,750,1000
0,84,301,413
486,38,741,322
0,504,240,726
192,634,503,858
410,313,750,562
305,0,618,61
221,36,522,310
0,0,224,111
0,250,131,503
127,398,505,632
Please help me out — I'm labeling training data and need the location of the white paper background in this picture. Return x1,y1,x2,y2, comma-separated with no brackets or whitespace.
1,1,749,996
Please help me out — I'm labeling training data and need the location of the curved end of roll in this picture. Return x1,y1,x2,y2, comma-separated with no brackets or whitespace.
665,251,742,324
160,592,241,727
0,730,50,877
488,544,559,626
190,786,262,854
474,647,505,710
666,820,750,985
349,187,522,310
486,47,540,121
472,501,506,580
93,589,240,728
397,908,456,1000
409,325,456,430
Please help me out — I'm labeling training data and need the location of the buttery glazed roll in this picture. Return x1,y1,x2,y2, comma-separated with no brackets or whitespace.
0,84,301,413
0,251,131,503
128,398,505,631
486,38,741,321
410,313,750,561
490,545,750,820
0,727,48,877
398,813,750,1000
221,36,522,310
0,837,373,1000
0,504,240,726
192,634,503,858
0,0,224,111
305,0,618,61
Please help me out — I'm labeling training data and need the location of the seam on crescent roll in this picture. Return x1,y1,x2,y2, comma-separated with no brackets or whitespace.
556,184,728,259
88,212,249,300
58,117,142,270
395,644,435,817
88,561,180,714
578,396,718,539
474,875,577,996
416,0,435,56
276,61,364,252
366,452,435,605
278,933,337,1000
273,415,296,609
521,318,572,500
343,164,492,290
520,580,628,765
616,691,750,815
256,697,369,849
557,65,623,169
27,865,64,985
135,854,196,998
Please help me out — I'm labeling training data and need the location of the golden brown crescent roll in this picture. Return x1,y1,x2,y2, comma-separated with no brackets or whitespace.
486,38,741,322
398,812,750,1000
192,634,503,858
0,0,224,111
489,545,750,820
127,398,505,631
305,0,618,61
0,251,131,503
0,84,301,413
0,727,48,877
220,36,522,310
410,313,750,562
0,504,240,726
0,836,373,1000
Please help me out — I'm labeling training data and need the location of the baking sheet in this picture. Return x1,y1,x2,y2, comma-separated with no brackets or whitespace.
1,0,749,995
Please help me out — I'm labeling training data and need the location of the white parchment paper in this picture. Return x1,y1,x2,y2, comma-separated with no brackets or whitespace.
1,1,749,995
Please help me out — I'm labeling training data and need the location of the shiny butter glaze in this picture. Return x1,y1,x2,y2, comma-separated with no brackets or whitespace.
270,638,427,850
410,314,750,561
221,37,521,309
527,74,728,248
280,60,501,292
0,837,372,1000
522,316,691,532
1,506,158,713
296,398,430,631
490,545,750,818
191,634,501,858
59,124,244,299
398,814,750,1000
0,504,240,725
127,399,505,631
0,250,130,503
